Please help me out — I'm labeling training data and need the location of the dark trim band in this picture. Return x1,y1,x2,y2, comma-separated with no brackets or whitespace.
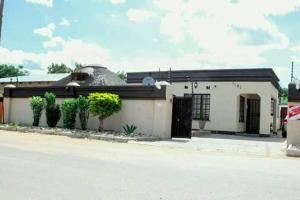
127,68,280,89
3,85,167,99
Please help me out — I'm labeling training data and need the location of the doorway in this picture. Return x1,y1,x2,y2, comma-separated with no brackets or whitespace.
246,99,260,133
171,96,193,138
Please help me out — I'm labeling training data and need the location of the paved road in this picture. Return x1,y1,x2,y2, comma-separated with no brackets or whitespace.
0,131,300,200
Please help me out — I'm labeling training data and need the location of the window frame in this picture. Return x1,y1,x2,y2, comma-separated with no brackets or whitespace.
184,93,211,121
271,98,275,116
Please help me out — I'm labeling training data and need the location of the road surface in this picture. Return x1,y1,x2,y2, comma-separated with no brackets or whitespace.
0,131,300,200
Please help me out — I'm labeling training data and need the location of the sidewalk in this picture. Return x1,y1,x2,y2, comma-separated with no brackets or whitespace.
132,132,287,157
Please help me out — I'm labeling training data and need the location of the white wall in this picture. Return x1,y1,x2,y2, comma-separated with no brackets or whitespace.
287,102,300,146
4,94,173,139
168,81,279,135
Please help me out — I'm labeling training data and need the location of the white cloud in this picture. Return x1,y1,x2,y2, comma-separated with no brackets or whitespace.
0,39,112,71
25,0,53,7
127,9,156,22
43,36,65,48
59,18,70,26
154,0,300,66
110,0,126,5
33,23,65,49
33,23,56,38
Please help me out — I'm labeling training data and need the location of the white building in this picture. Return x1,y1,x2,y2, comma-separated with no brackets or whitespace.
127,68,280,137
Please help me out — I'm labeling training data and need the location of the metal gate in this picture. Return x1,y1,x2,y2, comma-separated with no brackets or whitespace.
246,99,260,133
171,97,193,138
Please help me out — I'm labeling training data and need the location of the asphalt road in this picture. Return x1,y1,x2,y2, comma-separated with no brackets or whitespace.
0,131,300,200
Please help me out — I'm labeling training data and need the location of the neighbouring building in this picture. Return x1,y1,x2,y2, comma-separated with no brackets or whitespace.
127,68,281,136
0,73,69,123
52,65,126,86
0,74,69,97
2,66,281,139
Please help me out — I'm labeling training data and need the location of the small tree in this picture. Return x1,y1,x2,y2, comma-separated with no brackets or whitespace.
77,95,89,130
116,71,127,81
61,99,78,129
44,92,61,127
30,96,44,126
88,93,122,131
48,63,72,74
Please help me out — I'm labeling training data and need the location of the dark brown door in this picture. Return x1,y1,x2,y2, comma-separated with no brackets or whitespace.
246,99,260,133
171,97,193,138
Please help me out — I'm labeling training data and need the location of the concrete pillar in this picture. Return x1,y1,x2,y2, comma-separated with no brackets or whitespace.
3,97,11,124
152,97,172,139
259,94,271,135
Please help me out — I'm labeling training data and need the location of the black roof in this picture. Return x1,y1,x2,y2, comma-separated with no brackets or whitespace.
53,65,126,87
127,68,280,89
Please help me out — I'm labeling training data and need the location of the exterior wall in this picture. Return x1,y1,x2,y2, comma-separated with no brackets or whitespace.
286,102,300,146
287,84,300,146
3,94,173,139
168,81,279,135
0,82,53,97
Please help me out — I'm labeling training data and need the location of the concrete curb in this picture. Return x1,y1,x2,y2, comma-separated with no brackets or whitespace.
0,125,160,143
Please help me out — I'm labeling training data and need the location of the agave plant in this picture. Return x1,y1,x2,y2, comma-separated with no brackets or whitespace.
122,124,137,136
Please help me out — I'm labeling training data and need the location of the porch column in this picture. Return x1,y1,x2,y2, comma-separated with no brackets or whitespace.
3,97,11,124
259,94,272,135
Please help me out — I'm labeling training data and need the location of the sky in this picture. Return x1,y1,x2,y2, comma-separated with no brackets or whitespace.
1,0,300,86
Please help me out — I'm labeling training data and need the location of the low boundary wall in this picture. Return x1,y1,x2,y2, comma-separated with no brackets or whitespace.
3,86,173,139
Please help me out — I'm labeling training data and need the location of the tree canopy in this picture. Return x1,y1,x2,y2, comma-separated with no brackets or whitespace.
116,71,127,81
0,64,29,78
48,63,73,74
74,62,84,69
88,92,122,131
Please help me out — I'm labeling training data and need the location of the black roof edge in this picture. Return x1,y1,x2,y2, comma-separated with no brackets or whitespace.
127,68,280,89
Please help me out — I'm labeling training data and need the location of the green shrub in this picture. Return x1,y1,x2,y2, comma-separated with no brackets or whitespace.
30,96,44,126
88,92,122,131
44,92,61,128
77,96,89,130
61,99,78,129
123,124,137,136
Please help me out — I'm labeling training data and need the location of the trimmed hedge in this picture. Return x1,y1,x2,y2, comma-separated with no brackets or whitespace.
61,99,78,129
44,92,61,128
77,96,89,130
30,96,44,126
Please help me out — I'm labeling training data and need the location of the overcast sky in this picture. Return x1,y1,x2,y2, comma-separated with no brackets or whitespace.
1,0,300,86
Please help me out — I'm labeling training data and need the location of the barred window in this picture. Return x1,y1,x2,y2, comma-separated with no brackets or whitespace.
271,99,275,116
185,94,210,120
239,96,245,122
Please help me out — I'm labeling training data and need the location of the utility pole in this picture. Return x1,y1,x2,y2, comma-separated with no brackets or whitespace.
0,0,4,42
291,61,294,82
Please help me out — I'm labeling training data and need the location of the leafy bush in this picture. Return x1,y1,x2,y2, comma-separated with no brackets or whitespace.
44,92,61,128
88,93,122,131
30,96,44,126
123,124,137,136
77,96,89,130
61,99,78,129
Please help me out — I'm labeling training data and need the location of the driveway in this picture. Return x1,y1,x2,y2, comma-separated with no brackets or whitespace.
0,130,299,200
133,133,287,157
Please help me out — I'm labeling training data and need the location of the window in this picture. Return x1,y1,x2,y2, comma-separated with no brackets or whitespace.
271,99,275,116
185,94,210,120
239,96,245,122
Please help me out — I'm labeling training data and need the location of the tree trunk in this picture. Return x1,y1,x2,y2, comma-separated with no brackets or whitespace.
98,116,104,132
